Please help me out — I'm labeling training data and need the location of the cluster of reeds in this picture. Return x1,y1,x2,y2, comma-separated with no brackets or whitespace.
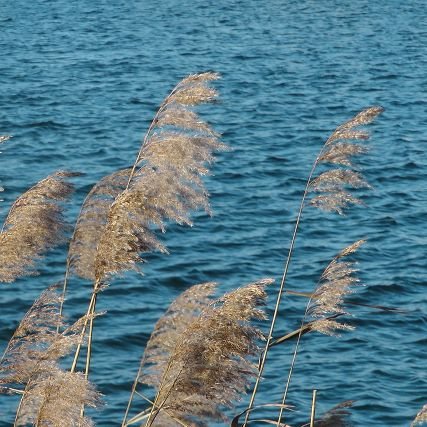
0,75,424,426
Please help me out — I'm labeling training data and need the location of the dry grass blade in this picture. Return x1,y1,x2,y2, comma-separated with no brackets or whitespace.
0,171,77,282
144,279,272,427
67,168,131,280
412,404,427,426
94,73,226,283
16,367,100,427
0,285,87,387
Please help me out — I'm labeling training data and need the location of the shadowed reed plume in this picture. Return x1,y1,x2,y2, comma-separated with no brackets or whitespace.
244,107,383,426
0,285,100,426
132,279,272,427
16,367,100,427
122,283,217,425
305,400,354,427
412,405,427,426
57,168,131,327
0,171,77,283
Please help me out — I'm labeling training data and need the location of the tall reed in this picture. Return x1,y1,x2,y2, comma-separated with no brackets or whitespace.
243,106,383,426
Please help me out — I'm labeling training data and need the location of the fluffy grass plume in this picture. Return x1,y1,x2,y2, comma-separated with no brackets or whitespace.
142,279,272,427
0,285,100,425
67,168,131,281
0,171,76,282
308,240,365,335
94,72,227,283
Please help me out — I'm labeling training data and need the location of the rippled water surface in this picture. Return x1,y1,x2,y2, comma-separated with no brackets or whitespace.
1,1,426,426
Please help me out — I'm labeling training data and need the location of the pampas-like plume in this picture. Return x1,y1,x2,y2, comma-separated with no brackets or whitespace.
276,242,364,425
0,285,100,425
412,404,427,426
139,282,217,388
0,171,76,282
122,283,217,426
0,285,87,386
143,279,272,427
308,240,365,335
16,367,100,427
67,168,131,280
94,72,226,283
309,106,383,214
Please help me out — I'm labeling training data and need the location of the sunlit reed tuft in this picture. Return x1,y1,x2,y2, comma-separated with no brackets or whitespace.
94,72,226,283
0,171,77,282
67,168,131,281
142,279,272,426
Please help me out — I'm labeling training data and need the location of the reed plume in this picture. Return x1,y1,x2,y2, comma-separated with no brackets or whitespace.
276,241,364,425
0,171,76,283
138,282,217,388
71,73,225,391
67,168,131,281
412,404,427,426
94,72,226,283
16,367,99,427
307,240,364,335
309,107,383,214
122,283,217,425
0,285,100,425
142,279,271,427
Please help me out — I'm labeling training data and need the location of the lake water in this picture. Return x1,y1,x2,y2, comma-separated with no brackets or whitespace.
0,0,426,425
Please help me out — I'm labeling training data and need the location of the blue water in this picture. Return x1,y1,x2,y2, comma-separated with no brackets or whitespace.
0,1,426,425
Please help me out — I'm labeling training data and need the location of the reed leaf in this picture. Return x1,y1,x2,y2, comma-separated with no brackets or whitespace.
0,171,77,282
143,279,272,427
122,283,217,426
